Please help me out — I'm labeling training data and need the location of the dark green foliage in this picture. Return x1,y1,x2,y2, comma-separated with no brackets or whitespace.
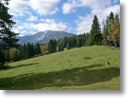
19,44,26,59
82,34,86,46
84,33,91,46
26,43,35,58
4,50,9,61
0,0,18,69
17,43,42,60
61,37,68,48
23,44,28,59
48,39,57,53
0,42,42,63
54,33,92,51
66,41,71,50
34,43,41,55
70,37,77,48
0,0,18,47
90,15,103,45
76,35,82,48
57,40,64,52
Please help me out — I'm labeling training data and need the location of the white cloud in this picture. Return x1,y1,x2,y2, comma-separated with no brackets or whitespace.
8,0,30,16
62,0,83,14
27,16,38,22
62,0,113,14
8,0,120,36
62,3,73,14
76,14,93,35
8,0,60,16
29,0,60,15
32,19,69,32
13,19,69,36
13,23,35,36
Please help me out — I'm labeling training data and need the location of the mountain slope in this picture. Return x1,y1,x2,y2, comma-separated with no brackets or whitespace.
18,30,75,44
0,46,120,90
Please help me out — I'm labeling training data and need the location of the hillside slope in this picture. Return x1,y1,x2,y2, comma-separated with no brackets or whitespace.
0,46,120,90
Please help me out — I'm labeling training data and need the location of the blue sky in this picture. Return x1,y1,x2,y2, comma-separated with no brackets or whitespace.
8,0,120,36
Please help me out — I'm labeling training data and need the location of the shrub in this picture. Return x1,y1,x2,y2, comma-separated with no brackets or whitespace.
9,48,21,61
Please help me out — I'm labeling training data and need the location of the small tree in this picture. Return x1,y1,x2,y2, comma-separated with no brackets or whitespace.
9,48,21,61
48,39,57,53
40,44,49,55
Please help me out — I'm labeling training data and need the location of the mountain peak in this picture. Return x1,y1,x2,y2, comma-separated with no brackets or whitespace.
18,30,75,44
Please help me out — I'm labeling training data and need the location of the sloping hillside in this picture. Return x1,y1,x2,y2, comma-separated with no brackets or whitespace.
0,46,120,90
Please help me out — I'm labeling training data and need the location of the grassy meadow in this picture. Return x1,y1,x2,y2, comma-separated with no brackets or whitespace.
0,45,120,90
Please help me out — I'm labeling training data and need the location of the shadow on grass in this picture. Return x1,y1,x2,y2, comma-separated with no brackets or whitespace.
83,56,92,60
0,64,120,90
9,63,39,69
85,64,104,69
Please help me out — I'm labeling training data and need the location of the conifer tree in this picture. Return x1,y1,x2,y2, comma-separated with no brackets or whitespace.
48,39,57,53
76,36,82,47
90,15,102,45
0,0,18,68
35,43,41,55
0,0,18,47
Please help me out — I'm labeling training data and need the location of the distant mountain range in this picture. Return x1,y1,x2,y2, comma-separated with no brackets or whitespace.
18,30,75,44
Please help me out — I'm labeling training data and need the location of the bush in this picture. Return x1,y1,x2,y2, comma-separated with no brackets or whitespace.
9,48,21,61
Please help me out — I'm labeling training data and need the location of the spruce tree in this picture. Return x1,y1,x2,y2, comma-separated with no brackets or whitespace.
48,39,57,53
35,43,41,55
26,43,32,58
76,36,82,47
85,33,91,46
71,37,77,48
23,44,27,59
0,0,18,47
0,0,18,68
57,40,64,52
90,15,102,45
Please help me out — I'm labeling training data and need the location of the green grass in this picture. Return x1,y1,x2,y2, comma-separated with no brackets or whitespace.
0,45,120,90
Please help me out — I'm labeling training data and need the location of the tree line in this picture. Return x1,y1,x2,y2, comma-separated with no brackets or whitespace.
0,43,41,62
